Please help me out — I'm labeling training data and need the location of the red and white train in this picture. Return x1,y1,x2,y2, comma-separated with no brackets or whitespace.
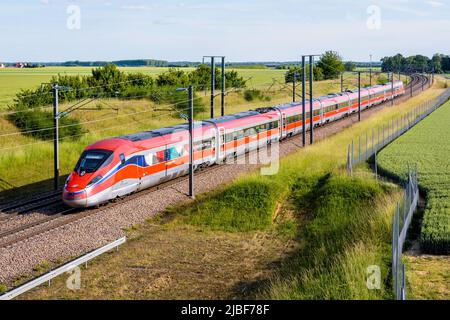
63,80,405,207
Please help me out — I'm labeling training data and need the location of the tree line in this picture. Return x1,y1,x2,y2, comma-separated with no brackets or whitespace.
381,53,450,73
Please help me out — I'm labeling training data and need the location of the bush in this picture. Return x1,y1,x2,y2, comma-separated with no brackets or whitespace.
8,105,83,141
0,283,7,294
243,89,270,102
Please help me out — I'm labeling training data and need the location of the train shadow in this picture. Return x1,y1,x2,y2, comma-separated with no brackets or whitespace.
0,174,69,206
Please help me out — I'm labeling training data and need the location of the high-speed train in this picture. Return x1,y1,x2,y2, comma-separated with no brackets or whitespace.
63,80,405,207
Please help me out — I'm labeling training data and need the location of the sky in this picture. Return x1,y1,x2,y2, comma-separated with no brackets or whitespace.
0,0,449,62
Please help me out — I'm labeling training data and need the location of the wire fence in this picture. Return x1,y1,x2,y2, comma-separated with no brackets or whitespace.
345,88,450,300
392,170,419,300
346,88,450,172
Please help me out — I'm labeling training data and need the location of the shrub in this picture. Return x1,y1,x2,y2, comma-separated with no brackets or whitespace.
243,89,270,102
8,105,83,141
0,283,7,294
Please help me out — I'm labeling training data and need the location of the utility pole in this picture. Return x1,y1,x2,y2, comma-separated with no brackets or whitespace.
177,85,195,199
203,56,226,118
221,57,226,116
188,85,194,199
410,73,413,98
358,72,361,122
210,56,215,118
391,72,395,106
52,84,60,191
302,56,306,146
340,72,344,92
309,55,314,145
292,72,299,102
369,54,373,86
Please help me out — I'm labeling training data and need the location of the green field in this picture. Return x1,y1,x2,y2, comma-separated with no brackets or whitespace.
378,100,450,255
0,67,287,109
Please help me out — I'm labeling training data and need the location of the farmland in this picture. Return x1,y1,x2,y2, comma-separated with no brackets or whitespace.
378,100,450,255
0,66,392,196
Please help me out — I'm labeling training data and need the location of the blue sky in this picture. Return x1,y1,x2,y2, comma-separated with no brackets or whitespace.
1,0,449,62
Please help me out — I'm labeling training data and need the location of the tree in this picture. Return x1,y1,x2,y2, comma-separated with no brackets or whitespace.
284,66,323,83
431,54,443,74
344,61,356,72
156,68,190,87
316,51,345,80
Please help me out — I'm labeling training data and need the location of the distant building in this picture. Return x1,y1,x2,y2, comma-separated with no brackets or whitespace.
16,62,26,68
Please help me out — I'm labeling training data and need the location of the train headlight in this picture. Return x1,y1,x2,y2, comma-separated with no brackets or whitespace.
64,173,72,187
87,175,103,188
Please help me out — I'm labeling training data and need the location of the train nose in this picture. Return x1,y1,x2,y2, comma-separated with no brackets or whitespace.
62,189,87,207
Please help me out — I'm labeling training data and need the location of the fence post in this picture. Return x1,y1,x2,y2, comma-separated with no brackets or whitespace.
374,149,378,179
372,128,375,157
365,132,368,161
351,139,354,169
358,136,361,164
392,208,398,298
347,144,351,173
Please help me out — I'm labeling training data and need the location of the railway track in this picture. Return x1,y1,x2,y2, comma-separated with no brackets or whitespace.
0,74,430,249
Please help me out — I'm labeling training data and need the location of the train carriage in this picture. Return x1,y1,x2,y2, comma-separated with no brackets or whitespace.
64,80,405,208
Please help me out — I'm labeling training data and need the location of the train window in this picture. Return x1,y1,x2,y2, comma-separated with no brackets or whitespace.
236,130,244,139
166,145,186,160
225,133,233,143
75,150,113,175
194,140,212,151
144,151,164,166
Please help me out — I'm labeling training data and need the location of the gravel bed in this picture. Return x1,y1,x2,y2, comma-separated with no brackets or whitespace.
0,100,406,286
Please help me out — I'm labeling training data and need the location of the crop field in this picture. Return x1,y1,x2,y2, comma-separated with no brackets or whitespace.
378,100,450,255
0,66,392,195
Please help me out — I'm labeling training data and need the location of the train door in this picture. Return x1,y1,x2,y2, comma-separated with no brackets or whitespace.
218,127,226,160
111,153,140,197
281,112,287,138
165,143,188,179
139,148,166,190
318,101,324,125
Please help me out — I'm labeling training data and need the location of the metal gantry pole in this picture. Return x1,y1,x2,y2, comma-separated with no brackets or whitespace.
369,54,373,86
309,55,314,145
340,72,344,92
188,85,195,199
221,57,226,116
52,84,60,191
358,71,361,122
302,56,306,146
391,72,395,106
293,73,296,102
210,57,215,118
